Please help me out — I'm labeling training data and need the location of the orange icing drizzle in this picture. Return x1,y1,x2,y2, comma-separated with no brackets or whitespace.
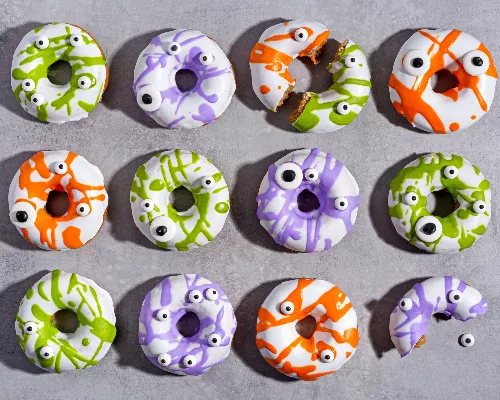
260,85,270,94
264,27,314,43
250,42,295,84
62,226,83,249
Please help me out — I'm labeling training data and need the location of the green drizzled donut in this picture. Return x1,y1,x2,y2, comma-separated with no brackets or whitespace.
388,153,491,253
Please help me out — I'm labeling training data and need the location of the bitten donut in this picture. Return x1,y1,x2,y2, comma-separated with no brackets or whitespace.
256,278,359,381
11,22,107,123
257,148,360,252
8,150,108,250
139,274,237,376
388,153,491,253
290,40,372,133
130,150,230,251
16,270,117,373
390,276,487,357
389,29,497,133
133,29,236,129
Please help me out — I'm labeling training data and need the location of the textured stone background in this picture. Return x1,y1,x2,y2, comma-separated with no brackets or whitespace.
0,0,498,399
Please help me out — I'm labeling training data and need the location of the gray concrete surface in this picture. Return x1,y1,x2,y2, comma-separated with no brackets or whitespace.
0,0,499,399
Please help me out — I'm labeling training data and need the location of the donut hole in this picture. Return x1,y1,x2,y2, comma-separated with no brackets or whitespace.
297,189,320,213
176,311,201,337
47,60,73,86
169,186,195,212
426,189,457,218
175,69,198,92
431,69,459,94
46,190,70,217
51,309,79,334
295,315,317,339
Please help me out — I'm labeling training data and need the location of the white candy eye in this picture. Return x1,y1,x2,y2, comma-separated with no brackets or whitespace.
69,35,84,47
53,162,68,175
39,346,54,359
136,86,162,112
156,308,170,321
208,333,222,347
150,216,176,242
448,290,463,304
443,166,458,179
304,168,319,182
399,297,413,311
201,176,216,189
473,200,486,214
463,50,490,76
30,93,45,106
275,162,303,190
24,322,37,335
157,353,171,366
183,355,197,368
415,216,443,243
35,36,49,49
404,192,419,206
141,199,155,213
199,52,214,65
460,333,475,347
320,349,334,363
294,28,309,42
76,203,90,217
337,101,351,115
10,202,37,228
167,42,181,55
403,49,431,76
22,79,35,92
280,301,294,315
205,288,219,301
345,56,358,68
188,290,203,303
335,197,349,211
78,76,92,89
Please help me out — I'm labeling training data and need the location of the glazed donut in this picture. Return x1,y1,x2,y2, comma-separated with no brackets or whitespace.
389,29,497,133
16,270,116,373
390,276,487,357
130,150,229,251
388,153,491,253
256,278,359,381
11,22,107,123
133,29,236,129
138,274,236,376
250,20,330,111
290,40,372,133
256,148,359,252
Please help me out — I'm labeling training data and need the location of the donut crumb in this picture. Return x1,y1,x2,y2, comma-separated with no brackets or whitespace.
414,335,426,348
288,93,311,123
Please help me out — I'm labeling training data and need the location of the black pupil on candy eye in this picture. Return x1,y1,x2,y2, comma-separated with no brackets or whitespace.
212,338,218,343
80,207,85,212
59,164,64,169
422,223,436,235
350,58,355,62
171,45,178,51
479,205,484,209
325,355,331,359
145,203,150,208
282,170,296,182
454,294,460,300
80,80,85,85
340,202,345,207
26,82,30,86
16,211,28,223
466,338,471,343
142,94,153,104
343,104,348,110
401,301,405,307
156,226,168,236
74,37,78,42
298,32,304,38
188,360,192,365
309,174,314,178
412,196,417,201
44,353,49,357
203,56,208,61
412,58,424,68
206,180,211,185
472,57,483,67
33,98,38,103
39,41,43,45
194,295,199,299
163,314,167,318
27,326,32,331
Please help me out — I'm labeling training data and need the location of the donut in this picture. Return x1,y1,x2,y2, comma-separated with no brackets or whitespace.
256,148,360,252
389,276,487,357
8,150,108,251
389,29,497,133
16,270,117,373
130,149,229,251
388,153,491,253
256,278,359,381
11,22,107,123
290,40,372,133
133,29,236,129
250,20,330,111
138,274,236,376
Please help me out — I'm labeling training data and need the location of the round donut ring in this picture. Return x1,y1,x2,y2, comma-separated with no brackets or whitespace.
389,28,497,133
133,29,236,129
8,150,108,251
256,278,359,381
11,22,107,123
388,153,491,253
16,270,117,373
130,149,230,251
390,276,487,357
138,274,237,376
256,148,360,253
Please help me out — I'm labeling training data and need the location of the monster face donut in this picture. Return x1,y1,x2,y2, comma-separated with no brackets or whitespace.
390,276,487,357
290,40,372,133
250,20,330,111
133,29,236,129
389,29,497,133
256,278,359,381
388,153,491,253
8,150,108,251
11,23,107,123
139,274,236,376
130,150,230,251
257,148,360,252
16,270,117,373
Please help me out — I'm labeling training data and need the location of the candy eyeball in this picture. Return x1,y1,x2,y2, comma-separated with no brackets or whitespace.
188,290,203,303
39,346,54,359
77,76,93,90
448,290,463,304
403,49,431,76
183,355,197,368
205,288,219,301
167,42,181,56
157,353,171,366
280,301,294,315
69,35,84,47
30,93,45,106
199,52,214,66
208,333,222,347
53,161,68,175
460,333,475,347
404,192,419,206
22,79,35,92
150,216,176,242
141,199,155,213
275,162,303,190
345,56,359,68
156,308,170,321
337,101,351,115
415,216,442,243
24,322,37,335
443,166,458,179
201,176,216,189
320,349,334,363
35,36,49,49
473,200,486,214
463,50,490,76
136,86,162,112
10,202,37,228
304,168,319,182
399,297,413,311
76,203,90,217
294,28,309,42
334,197,349,211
